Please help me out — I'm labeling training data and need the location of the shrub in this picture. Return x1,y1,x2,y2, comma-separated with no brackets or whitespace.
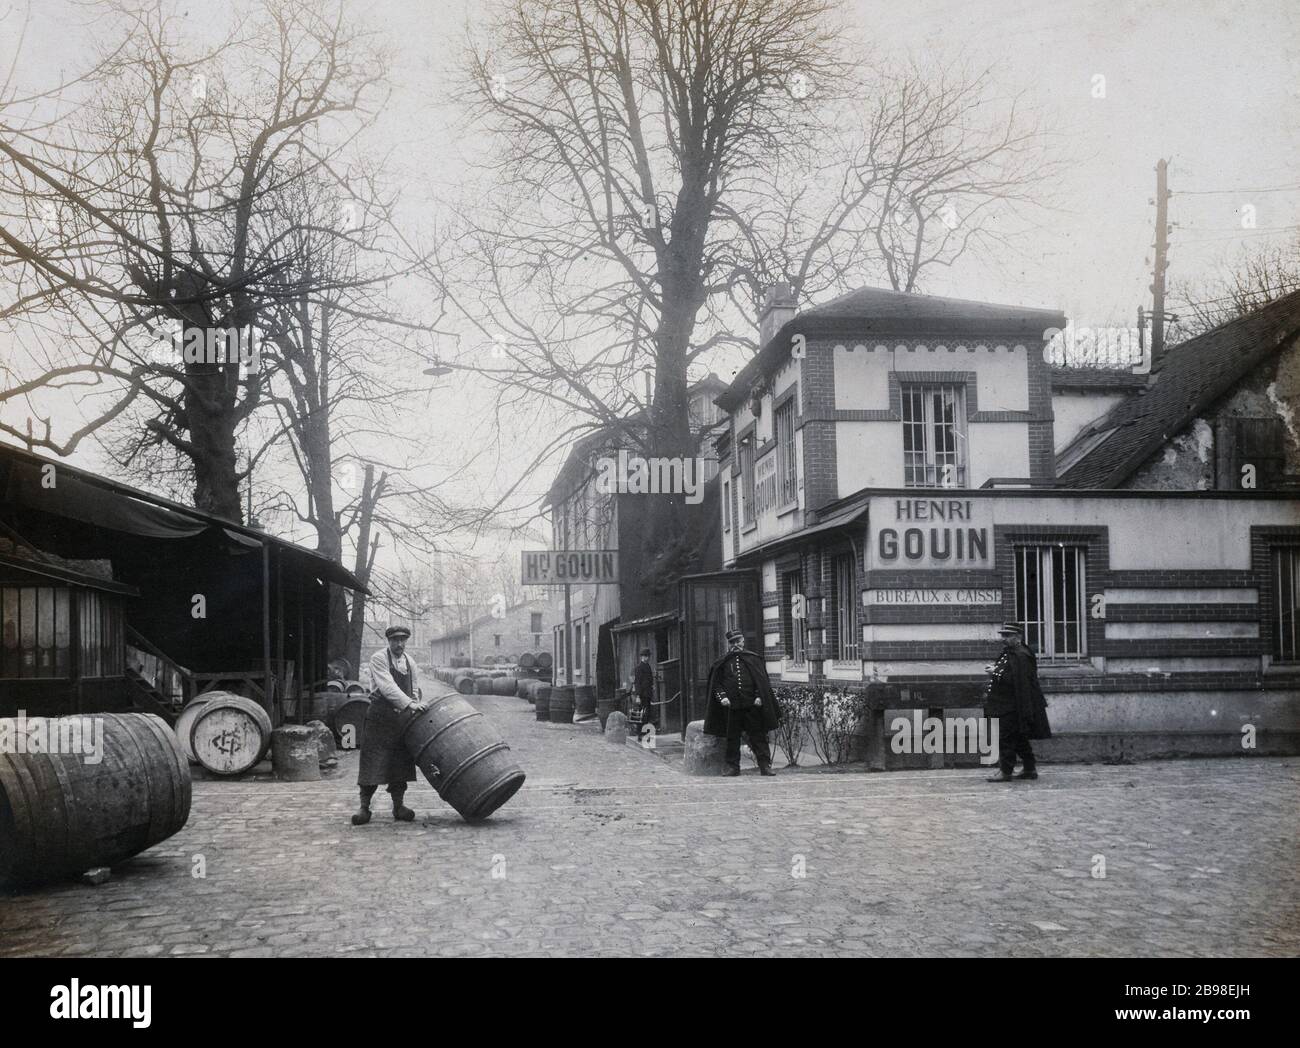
807,687,869,765
773,686,814,766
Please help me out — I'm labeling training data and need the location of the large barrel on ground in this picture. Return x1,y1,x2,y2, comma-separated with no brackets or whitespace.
333,694,370,752
534,683,552,721
454,673,475,695
515,678,530,699
574,684,596,718
401,693,526,821
518,652,537,670
474,676,494,695
0,713,191,888
549,685,575,724
188,693,273,775
535,651,553,671
493,676,518,696
172,696,212,763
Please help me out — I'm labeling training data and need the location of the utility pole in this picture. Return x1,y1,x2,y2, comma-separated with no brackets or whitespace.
1150,159,1171,364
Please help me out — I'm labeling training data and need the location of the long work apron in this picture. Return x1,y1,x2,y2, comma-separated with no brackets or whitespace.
357,651,418,786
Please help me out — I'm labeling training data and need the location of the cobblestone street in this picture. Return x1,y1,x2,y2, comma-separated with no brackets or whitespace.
2,688,1297,958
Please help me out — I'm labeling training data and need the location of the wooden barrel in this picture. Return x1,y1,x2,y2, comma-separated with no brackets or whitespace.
333,695,370,752
298,680,345,724
172,696,212,763
0,713,191,888
189,693,273,775
534,684,552,721
400,693,526,821
518,652,536,670
574,684,596,717
453,673,475,695
474,677,494,695
536,651,553,670
493,676,518,696
515,678,529,699
549,685,575,724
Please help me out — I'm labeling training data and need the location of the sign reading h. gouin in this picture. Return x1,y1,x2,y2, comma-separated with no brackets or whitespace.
521,550,619,586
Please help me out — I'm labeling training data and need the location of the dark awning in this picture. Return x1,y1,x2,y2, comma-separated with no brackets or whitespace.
733,499,871,564
0,444,367,593
0,552,140,596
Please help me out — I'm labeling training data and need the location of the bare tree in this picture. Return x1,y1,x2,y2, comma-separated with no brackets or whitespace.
1170,233,1300,340
437,0,1054,578
0,0,396,520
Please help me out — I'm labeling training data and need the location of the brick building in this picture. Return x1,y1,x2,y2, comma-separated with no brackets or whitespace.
543,376,725,730
427,595,562,667
703,283,1300,759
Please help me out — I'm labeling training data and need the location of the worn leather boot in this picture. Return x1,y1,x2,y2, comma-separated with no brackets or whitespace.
1015,767,1038,780
390,787,415,822
721,766,741,777
986,770,1014,783
759,761,777,777
351,786,375,825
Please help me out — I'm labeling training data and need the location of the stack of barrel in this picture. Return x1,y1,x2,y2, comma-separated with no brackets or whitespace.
296,680,370,751
517,651,554,683
1,712,192,888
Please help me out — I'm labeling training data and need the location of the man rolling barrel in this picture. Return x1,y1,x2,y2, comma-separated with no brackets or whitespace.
352,626,428,825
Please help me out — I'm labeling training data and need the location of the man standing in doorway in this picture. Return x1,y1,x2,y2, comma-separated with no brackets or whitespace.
633,648,657,729
703,628,780,777
984,622,1052,782
353,625,428,824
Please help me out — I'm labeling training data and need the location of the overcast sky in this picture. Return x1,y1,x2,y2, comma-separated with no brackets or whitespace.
3,0,1298,571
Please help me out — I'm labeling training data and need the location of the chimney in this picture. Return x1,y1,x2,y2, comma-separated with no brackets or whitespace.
758,283,797,348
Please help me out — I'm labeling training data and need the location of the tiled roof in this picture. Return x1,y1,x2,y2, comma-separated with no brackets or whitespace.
1050,367,1148,391
793,286,1064,328
717,286,1065,408
1055,289,1300,488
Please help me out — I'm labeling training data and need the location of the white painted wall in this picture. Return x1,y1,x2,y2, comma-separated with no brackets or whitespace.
1053,392,1126,451
833,343,1030,412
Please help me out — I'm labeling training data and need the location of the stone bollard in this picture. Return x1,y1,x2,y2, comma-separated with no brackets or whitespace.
604,710,629,743
271,725,321,781
305,719,337,768
683,720,726,776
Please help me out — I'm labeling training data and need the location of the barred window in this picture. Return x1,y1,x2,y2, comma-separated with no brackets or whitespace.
1273,547,1300,661
739,440,755,526
902,384,967,488
832,553,859,660
775,399,798,505
1,585,72,679
722,479,731,530
1014,545,1086,660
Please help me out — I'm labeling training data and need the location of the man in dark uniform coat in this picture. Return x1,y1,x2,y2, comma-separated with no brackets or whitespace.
984,622,1052,782
633,648,657,729
703,628,780,777
352,625,427,824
